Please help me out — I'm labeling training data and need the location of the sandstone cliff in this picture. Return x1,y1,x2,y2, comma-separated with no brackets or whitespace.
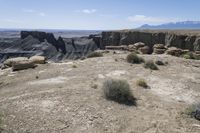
1,30,200,64
101,30,200,52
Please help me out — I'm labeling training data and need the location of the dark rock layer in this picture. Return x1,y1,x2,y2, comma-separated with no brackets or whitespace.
1,30,200,64
101,30,200,52
0,31,99,63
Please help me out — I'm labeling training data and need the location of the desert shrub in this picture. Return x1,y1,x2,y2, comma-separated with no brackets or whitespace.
182,52,200,60
126,53,144,64
155,60,165,66
91,84,98,89
182,52,195,59
102,78,136,105
185,104,200,121
87,52,103,58
72,64,77,68
136,79,148,88
183,54,192,59
144,60,159,70
164,61,169,65
132,50,140,54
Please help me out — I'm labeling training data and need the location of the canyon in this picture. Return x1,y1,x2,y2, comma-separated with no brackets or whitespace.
0,30,200,64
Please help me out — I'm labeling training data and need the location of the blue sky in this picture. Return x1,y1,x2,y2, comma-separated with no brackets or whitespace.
0,0,199,30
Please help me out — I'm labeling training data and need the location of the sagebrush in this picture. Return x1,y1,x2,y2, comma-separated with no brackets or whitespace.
185,104,200,121
126,53,144,64
136,79,148,88
87,52,103,58
144,60,159,70
102,78,136,105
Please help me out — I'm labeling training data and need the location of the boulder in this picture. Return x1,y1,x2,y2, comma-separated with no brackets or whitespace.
134,42,146,50
194,53,200,60
128,44,137,52
195,51,200,54
128,44,136,49
153,44,167,54
105,45,128,50
4,57,29,67
29,56,46,64
153,44,166,49
139,46,150,54
12,60,36,71
181,50,190,55
153,48,166,54
166,47,183,56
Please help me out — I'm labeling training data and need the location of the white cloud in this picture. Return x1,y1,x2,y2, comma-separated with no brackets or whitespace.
22,9,46,17
99,14,118,19
22,9,36,13
127,15,172,24
76,9,97,14
2,19,23,23
39,12,46,17
83,9,97,14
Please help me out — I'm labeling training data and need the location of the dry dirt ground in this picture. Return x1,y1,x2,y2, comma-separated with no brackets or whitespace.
0,51,200,133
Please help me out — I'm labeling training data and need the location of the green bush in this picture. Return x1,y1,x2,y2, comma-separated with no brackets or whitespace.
126,53,144,64
182,52,195,59
72,64,77,68
182,52,200,60
185,104,200,121
91,84,98,89
183,54,192,59
136,79,148,88
87,52,103,58
144,60,159,70
102,79,136,105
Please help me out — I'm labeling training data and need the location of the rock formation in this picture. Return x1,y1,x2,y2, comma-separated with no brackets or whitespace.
101,30,200,52
139,46,150,54
1,30,200,64
153,44,167,54
12,60,36,71
0,31,99,63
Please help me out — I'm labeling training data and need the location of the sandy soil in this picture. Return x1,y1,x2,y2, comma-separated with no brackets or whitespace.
0,51,200,133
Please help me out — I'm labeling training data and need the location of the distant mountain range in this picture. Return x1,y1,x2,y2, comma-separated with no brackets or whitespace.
139,21,200,29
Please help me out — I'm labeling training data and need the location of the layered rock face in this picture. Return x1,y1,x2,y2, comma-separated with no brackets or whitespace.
101,30,200,52
1,30,200,64
0,31,99,63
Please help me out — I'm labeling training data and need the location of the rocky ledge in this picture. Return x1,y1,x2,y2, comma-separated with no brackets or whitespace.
101,30,200,52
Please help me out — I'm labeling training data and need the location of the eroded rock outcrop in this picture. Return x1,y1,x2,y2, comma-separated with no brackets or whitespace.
3,57,29,67
0,31,99,63
29,56,46,64
12,60,36,71
139,46,150,54
153,44,167,54
101,30,200,52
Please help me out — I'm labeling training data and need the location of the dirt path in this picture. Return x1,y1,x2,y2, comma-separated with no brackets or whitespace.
0,53,200,133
